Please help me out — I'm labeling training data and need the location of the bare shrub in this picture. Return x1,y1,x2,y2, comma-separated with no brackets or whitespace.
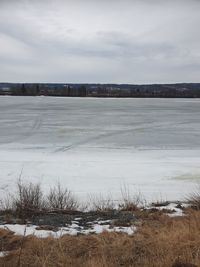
46,183,79,211
186,186,200,210
119,185,145,211
13,180,44,220
0,195,13,212
89,194,115,211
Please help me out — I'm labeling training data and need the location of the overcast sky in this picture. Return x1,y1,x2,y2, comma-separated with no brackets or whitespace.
0,0,199,84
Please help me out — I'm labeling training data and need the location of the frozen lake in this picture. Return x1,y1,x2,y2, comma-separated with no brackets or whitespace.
0,96,200,202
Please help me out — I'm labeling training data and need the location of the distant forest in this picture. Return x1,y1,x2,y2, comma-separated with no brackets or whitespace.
0,83,200,98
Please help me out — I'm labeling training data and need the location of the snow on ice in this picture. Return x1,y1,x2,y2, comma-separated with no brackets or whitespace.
0,96,200,202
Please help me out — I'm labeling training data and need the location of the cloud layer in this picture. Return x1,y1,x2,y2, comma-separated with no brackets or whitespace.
0,0,200,83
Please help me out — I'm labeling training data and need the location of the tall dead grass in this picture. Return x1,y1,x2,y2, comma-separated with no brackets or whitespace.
0,209,200,267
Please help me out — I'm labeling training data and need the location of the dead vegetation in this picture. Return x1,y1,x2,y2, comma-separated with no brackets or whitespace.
186,188,200,210
46,183,79,211
119,186,144,212
0,181,81,222
89,194,116,212
0,182,146,222
1,182,200,266
0,209,199,266
13,181,44,221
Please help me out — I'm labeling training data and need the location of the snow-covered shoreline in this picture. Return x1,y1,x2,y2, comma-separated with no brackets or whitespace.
0,202,185,238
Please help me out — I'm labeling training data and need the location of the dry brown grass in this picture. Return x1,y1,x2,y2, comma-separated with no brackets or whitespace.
0,208,199,266
186,189,200,210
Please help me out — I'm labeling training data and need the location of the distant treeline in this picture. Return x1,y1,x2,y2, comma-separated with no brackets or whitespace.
0,83,200,98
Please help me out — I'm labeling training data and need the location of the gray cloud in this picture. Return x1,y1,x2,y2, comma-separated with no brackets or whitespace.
0,0,200,83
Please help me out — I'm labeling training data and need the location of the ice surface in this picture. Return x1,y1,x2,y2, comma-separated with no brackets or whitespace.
0,96,200,201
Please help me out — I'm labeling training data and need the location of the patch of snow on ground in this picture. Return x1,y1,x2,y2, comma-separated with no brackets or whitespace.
0,251,9,257
148,202,186,217
0,221,136,238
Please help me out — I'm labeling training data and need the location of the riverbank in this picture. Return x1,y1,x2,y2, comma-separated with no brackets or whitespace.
0,205,199,267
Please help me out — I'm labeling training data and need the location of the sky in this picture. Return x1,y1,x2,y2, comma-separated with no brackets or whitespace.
0,0,200,84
